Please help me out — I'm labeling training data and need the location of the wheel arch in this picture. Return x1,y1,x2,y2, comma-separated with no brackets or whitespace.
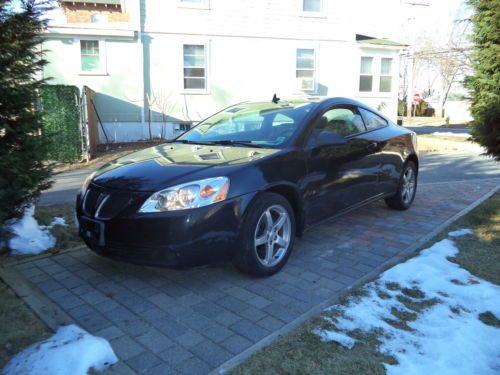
406,153,419,174
265,183,305,237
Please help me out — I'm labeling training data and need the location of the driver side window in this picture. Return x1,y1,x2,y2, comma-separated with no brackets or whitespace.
308,106,366,147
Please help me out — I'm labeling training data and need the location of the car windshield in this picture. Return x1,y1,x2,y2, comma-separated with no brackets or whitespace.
177,101,317,148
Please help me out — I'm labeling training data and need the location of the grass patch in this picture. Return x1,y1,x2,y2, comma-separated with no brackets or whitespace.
478,311,500,328
448,193,500,285
396,295,439,313
232,318,391,375
417,134,480,154
232,194,499,374
34,204,81,252
401,287,425,299
0,280,50,368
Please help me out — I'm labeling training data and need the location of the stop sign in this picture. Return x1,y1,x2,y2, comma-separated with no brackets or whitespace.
413,93,422,103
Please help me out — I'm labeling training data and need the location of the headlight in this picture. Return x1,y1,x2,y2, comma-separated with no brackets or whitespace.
80,172,96,195
139,177,230,212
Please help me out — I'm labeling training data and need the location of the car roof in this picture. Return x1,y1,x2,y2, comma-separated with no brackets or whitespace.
243,96,371,108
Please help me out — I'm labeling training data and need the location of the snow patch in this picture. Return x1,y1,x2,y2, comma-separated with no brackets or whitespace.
6,205,66,255
315,229,500,375
50,217,67,227
430,132,470,138
3,325,118,375
314,329,358,349
448,228,473,237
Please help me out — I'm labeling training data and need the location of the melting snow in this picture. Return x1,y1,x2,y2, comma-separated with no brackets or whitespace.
2,325,118,375
315,229,500,375
430,132,470,138
448,228,473,237
313,329,358,349
6,205,66,255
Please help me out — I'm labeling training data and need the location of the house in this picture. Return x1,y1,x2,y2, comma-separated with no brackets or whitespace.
42,0,406,144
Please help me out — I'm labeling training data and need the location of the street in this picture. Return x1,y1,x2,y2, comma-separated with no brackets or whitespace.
406,126,471,135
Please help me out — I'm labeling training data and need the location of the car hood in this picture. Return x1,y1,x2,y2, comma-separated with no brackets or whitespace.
92,143,277,192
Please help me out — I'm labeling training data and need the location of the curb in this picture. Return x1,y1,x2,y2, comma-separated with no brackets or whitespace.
211,182,500,374
0,252,136,374
1,245,87,267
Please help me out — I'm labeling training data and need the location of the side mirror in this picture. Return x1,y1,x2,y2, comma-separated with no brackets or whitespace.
316,130,347,147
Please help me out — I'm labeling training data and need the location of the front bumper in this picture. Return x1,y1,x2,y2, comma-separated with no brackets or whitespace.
77,184,257,268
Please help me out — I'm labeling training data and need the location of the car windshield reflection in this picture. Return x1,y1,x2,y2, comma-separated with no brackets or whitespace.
177,101,318,148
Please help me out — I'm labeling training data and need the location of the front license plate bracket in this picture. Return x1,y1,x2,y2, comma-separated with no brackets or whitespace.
80,217,105,246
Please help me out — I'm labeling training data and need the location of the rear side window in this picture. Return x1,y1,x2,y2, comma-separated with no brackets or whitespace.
359,108,388,131
319,107,366,137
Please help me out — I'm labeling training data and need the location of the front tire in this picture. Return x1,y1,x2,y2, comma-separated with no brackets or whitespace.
233,192,295,277
385,161,417,210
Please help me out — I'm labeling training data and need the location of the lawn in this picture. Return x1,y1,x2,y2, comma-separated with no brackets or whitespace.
0,204,81,369
232,193,500,375
0,280,50,369
417,133,481,154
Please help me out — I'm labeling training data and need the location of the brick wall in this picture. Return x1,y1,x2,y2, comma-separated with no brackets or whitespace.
62,4,129,23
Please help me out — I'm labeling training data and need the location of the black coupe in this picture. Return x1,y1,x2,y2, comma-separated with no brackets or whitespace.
77,97,418,276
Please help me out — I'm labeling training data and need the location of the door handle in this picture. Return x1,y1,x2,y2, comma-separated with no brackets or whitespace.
366,142,378,151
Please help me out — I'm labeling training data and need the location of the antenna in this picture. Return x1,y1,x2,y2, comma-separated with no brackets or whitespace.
272,93,280,104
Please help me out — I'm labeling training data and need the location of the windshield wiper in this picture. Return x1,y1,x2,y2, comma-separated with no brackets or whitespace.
172,139,214,146
207,140,264,148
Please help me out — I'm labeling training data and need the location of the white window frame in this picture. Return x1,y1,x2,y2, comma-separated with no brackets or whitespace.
358,55,396,95
299,0,326,18
181,41,210,94
178,0,210,10
78,38,107,76
359,56,374,93
379,57,393,93
296,47,317,93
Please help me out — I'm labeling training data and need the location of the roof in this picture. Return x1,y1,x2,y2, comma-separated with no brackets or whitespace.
356,34,408,47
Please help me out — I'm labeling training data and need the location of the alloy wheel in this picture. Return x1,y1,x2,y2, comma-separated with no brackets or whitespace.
254,205,291,267
401,167,416,204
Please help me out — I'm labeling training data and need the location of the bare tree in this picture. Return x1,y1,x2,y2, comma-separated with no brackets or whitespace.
412,20,472,115
435,19,471,113
149,91,177,140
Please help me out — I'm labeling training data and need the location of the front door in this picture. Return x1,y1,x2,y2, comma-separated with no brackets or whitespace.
303,105,381,225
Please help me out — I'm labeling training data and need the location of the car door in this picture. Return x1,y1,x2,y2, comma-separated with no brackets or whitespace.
303,105,382,225
357,107,396,196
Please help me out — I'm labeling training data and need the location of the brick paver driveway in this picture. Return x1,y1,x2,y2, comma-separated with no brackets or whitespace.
7,178,500,374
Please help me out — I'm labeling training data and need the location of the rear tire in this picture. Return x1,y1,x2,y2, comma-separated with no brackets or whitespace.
385,161,417,210
233,192,296,277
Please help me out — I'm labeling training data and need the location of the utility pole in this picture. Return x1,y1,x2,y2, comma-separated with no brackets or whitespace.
400,0,430,123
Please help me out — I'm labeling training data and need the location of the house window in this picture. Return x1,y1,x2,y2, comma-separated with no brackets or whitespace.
359,56,373,92
296,48,315,91
380,58,393,92
183,44,206,90
302,0,321,12
80,40,101,72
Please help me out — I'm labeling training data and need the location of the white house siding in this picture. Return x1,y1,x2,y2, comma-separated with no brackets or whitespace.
43,0,403,143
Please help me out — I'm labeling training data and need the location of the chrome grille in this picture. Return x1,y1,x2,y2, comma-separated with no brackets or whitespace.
82,184,131,219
